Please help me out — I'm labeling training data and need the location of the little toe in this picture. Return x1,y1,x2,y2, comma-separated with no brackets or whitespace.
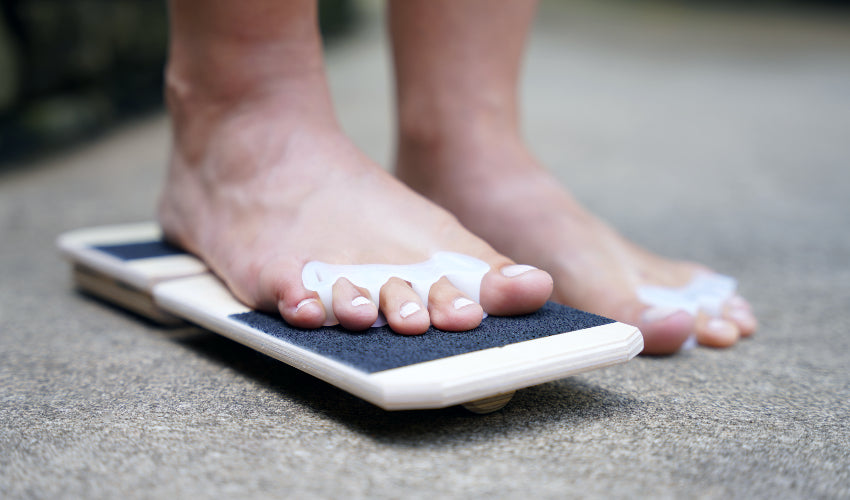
696,315,740,348
282,297,327,329
332,278,378,331
257,258,327,329
380,277,430,335
478,262,553,316
428,277,485,332
725,295,758,337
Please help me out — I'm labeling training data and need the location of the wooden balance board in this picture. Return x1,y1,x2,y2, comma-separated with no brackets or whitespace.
57,222,643,413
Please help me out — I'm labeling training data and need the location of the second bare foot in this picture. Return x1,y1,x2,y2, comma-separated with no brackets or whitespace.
396,127,757,354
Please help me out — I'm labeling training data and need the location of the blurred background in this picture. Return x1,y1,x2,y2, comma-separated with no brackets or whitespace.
0,0,355,165
2,2,850,497
0,0,847,166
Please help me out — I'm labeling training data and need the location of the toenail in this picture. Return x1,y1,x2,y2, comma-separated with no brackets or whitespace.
453,297,476,310
728,295,750,310
351,296,371,307
706,318,734,338
295,298,318,312
399,301,421,319
501,264,537,278
642,306,682,323
680,335,698,351
729,308,753,324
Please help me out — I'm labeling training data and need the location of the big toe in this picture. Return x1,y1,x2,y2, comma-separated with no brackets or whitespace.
636,306,696,355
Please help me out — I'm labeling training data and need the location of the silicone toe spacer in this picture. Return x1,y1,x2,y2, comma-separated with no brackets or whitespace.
637,273,738,350
302,252,490,327
637,273,737,317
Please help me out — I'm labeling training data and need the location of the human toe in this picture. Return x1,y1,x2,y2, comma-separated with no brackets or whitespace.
696,316,740,348
725,295,758,337
478,262,553,316
380,277,430,335
427,277,485,332
636,306,695,355
257,258,328,329
332,278,379,331
280,297,327,329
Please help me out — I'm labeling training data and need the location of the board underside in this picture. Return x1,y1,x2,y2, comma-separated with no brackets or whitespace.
58,223,644,410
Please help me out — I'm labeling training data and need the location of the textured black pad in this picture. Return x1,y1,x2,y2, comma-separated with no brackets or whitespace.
230,302,614,373
95,241,184,260
90,238,615,373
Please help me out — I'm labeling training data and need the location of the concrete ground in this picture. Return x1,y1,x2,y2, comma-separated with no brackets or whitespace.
2,2,849,498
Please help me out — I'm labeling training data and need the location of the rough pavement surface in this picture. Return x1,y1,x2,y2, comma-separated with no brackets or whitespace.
2,3,849,498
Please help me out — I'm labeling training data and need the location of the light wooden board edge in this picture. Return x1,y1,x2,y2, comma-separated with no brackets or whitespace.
154,274,643,411
73,265,185,326
57,223,208,290
59,224,645,411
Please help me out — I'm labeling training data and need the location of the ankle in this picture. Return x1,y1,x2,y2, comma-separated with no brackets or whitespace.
166,58,339,167
396,105,526,181
396,90,520,151
166,0,326,104
165,52,331,113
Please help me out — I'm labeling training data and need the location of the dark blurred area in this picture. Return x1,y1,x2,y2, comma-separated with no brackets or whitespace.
0,0,355,166
0,0,846,166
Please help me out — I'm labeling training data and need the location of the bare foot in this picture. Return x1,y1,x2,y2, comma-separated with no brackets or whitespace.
396,127,757,354
158,88,552,335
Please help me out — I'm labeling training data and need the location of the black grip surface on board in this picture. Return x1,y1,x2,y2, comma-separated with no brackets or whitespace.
95,241,185,260
230,302,614,373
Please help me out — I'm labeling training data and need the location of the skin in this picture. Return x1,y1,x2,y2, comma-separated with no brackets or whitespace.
389,0,757,354
159,0,554,336
159,0,757,354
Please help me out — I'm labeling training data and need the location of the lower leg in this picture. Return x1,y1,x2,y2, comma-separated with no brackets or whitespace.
159,0,553,334
388,0,528,178
389,0,756,353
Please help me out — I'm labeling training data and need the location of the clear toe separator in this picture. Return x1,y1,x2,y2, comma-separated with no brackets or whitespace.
637,273,738,350
302,252,490,327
